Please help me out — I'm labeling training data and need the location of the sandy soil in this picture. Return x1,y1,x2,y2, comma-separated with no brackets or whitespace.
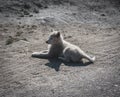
0,0,120,97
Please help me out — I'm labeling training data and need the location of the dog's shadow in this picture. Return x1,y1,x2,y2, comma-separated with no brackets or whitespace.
44,58,92,71
32,56,92,71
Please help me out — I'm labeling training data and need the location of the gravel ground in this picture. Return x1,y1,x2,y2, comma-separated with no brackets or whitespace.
0,0,120,97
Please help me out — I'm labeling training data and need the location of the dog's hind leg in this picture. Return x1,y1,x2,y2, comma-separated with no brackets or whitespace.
58,57,70,62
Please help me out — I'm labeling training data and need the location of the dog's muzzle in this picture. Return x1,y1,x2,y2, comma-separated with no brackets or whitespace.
46,41,48,44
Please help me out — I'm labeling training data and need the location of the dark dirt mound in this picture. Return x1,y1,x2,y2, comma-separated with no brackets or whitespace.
0,0,74,16
0,0,120,17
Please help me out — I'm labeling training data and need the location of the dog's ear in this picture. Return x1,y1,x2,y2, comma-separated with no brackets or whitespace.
51,29,54,32
56,31,60,37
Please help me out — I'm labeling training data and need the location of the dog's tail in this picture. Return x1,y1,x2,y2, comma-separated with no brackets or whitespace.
90,56,96,63
83,53,96,63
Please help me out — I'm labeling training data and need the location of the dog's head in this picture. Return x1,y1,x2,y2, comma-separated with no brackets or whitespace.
46,31,62,44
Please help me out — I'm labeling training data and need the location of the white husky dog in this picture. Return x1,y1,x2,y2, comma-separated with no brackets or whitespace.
32,31,95,63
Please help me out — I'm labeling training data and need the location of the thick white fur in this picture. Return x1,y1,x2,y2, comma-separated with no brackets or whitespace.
32,31,95,62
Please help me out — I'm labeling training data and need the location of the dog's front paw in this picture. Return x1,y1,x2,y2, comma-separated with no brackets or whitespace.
32,52,41,57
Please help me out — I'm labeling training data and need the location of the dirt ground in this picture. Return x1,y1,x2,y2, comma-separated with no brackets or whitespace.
0,0,120,97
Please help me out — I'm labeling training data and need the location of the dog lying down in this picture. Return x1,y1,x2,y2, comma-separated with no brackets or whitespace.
32,31,95,63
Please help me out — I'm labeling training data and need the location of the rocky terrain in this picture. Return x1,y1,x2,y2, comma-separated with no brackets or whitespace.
0,0,120,97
